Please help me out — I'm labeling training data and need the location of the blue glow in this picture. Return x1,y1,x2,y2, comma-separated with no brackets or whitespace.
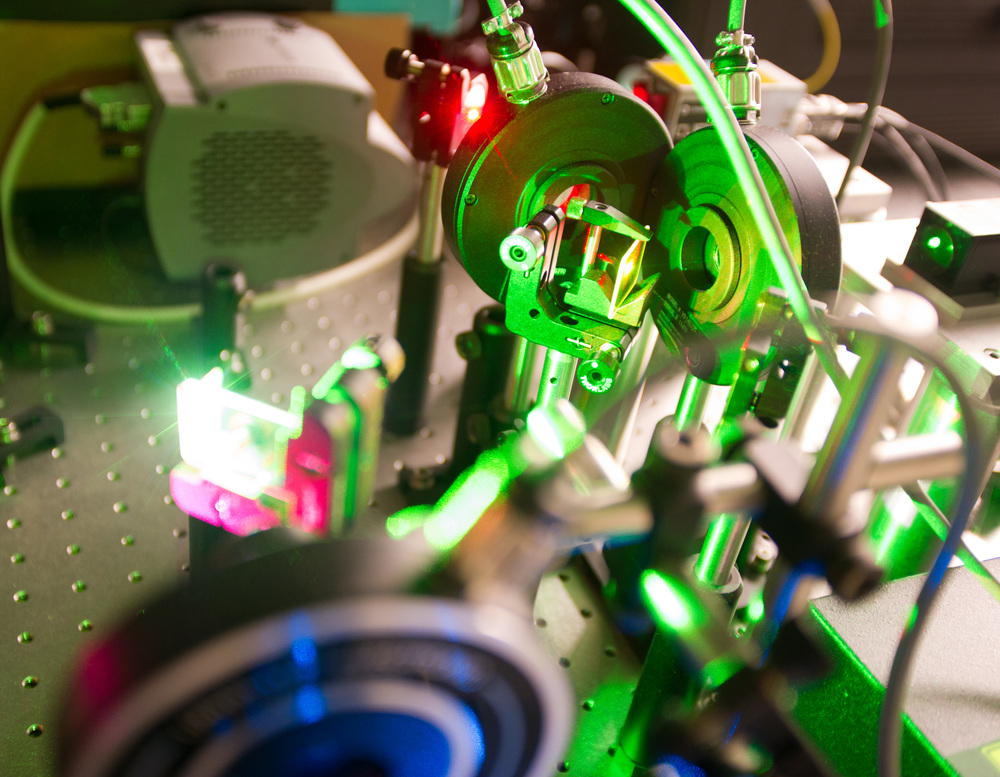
447,648,481,693
250,663,282,695
663,754,708,777
289,612,320,682
295,685,326,724
724,712,741,745
227,710,453,777
759,560,824,655
458,701,486,770
291,637,318,670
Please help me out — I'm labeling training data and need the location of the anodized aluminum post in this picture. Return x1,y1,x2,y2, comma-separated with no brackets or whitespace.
675,373,711,432
506,336,540,417
384,161,446,436
694,513,751,589
536,348,577,406
801,291,938,524
451,305,520,473
684,369,750,592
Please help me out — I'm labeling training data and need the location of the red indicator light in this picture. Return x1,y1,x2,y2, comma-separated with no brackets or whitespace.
464,80,487,122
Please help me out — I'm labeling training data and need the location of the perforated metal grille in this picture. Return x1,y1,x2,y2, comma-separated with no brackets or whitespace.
191,130,332,246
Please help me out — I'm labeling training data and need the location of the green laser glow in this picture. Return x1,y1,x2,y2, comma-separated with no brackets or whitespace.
640,569,696,631
285,385,307,441
922,227,955,270
340,344,381,371
747,593,765,624
311,365,342,401
871,488,918,567
525,402,586,459
423,452,511,551
417,403,586,554
386,505,434,539
176,368,300,498
311,343,382,401
873,0,890,29
727,0,747,33
704,654,745,689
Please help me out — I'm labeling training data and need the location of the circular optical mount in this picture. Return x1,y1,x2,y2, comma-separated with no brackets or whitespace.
60,538,572,777
443,71,670,301
643,124,841,384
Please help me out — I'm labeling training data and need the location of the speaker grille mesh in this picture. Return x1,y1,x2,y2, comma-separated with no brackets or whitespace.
191,130,332,246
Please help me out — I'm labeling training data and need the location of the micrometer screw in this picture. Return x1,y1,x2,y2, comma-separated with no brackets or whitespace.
576,346,621,394
500,226,546,272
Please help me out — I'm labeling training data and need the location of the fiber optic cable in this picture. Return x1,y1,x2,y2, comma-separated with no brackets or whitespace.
617,0,847,390
727,0,748,33
865,337,985,777
836,0,893,207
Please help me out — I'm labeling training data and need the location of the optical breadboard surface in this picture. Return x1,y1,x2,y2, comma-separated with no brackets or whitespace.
0,252,477,773
0,232,681,774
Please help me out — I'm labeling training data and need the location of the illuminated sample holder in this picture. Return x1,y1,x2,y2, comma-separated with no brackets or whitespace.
170,337,402,537
172,368,307,535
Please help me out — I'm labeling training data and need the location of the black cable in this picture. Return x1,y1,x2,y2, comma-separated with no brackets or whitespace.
835,117,941,204
835,0,893,208
873,105,1000,185
869,107,948,198
833,102,1000,190
896,126,950,200
874,123,942,201
904,482,1000,603
899,120,1000,187
878,104,1000,187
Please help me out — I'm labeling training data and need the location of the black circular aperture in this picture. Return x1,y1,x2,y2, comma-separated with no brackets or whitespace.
61,540,571,777
224,712,447,777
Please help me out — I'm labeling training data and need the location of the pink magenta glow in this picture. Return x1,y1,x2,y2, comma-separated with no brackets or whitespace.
284,413,333,534
169,413,334,536
170,465,283,535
